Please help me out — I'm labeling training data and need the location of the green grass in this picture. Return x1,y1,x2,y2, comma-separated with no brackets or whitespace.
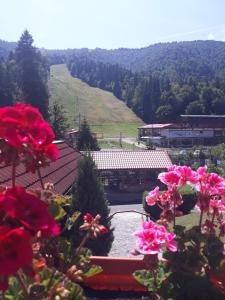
176,212,200,228
48,64,143,137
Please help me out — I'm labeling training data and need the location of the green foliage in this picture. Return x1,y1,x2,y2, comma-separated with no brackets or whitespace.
67,52,225,123
185,100,205,114
133,264,172,293
72,155,114,255
14,30,49,118
49,101,69,139
76,118,100,151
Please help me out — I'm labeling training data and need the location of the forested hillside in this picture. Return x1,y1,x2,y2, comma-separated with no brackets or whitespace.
1,38,225,123
67,55,225,123
48,40,225,83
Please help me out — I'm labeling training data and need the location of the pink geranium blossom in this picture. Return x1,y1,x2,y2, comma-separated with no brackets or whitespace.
146,187,160,206
133,221,177,255
158,171,180,187
175,166,198,185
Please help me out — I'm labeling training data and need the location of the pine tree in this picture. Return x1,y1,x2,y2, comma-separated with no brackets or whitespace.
72,155,114,255
76,118,100,150
49,102,69,139
15,30,49,118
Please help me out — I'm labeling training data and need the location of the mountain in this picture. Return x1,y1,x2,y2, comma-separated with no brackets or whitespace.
48,64,143,137
66,42,225,123
1,38,225,83
47,40,225,83
0,40,16,58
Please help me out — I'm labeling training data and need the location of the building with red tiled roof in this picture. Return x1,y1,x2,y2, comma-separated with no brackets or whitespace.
90,150,172,204
0,141,82,195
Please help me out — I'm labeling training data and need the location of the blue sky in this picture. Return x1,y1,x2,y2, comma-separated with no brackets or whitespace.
1,0,225,49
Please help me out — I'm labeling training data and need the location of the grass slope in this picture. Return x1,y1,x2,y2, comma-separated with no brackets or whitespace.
49,64,143,137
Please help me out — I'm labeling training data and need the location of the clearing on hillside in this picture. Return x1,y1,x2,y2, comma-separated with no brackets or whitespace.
49,64,143,137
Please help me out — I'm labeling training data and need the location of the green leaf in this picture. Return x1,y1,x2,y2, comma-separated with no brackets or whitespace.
51,194,72,206
5,277,24,300
133,269,155,290
48,202,66,221
66,211,81,230
84,265,103,278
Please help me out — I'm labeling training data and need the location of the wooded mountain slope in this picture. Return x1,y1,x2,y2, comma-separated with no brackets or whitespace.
48,40,225,83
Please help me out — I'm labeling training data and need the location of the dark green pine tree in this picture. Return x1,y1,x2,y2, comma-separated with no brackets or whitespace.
15,30,49,119
0,59,15,107
49,102,69,139
76,118,100,151
72,155,114,255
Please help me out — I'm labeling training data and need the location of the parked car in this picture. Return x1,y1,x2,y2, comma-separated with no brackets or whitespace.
179,150,187,155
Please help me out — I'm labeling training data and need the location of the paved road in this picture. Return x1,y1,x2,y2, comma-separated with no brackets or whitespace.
108,204,146,257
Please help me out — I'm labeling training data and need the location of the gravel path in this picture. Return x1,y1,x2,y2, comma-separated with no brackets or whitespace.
109,204,145,257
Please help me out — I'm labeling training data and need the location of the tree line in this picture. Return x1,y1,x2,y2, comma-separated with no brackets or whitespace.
67,55,225,123
0,30,49,119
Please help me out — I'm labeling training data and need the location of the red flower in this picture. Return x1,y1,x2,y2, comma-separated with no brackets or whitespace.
0,103,58,171
80,213,108,238
43,143,59,161
0,225,33,290
0,103,43,149
0,186,60,237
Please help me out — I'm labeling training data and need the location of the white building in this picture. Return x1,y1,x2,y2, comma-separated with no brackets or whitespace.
138,115,225,147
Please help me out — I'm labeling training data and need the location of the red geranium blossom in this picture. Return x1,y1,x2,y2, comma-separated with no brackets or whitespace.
0,103,58,172
80,213,108,238
0,186,60,237
0,225,33,291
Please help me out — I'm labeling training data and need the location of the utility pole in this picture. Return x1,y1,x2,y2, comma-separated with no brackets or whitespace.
78,113,81,131
119,132,122,147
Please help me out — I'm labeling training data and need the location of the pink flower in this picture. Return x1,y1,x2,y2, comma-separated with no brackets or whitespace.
158,171,180,187
133,221,177,255
175,166,198,185
196,170,225,196
146,187,160,206
210,198,225,213
159,166,197,187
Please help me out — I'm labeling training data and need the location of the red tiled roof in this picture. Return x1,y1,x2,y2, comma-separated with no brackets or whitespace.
138,124,173,129
90,150,172,170
0,141,82,195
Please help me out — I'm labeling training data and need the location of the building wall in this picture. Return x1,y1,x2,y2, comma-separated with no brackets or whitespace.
139,127,225,147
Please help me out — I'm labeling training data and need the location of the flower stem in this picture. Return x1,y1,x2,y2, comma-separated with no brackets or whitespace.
153,270,157,290
76,233,89,256
37,167,44,189
16,272,28,298
173,198,176,228
199,209,204,228
211,210,216,226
